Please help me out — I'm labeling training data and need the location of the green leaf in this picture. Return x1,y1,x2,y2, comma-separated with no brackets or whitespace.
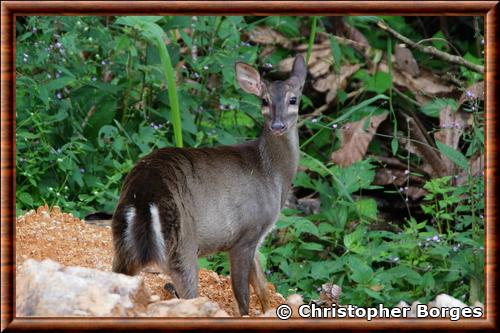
310,260,344,280
391,137,399,155
355,198,378,220
318,222,336,235
421,99,458,118
366,71,392,94
363,287,384,301
344,227,366,250
431,31,447,51
349,257,373,284
390,265,423,286
18,192,33,206
436,141,469,170
46,77,76,91
295,218,320,237
71,168,84,187
329,34,342,72
301,242,324,251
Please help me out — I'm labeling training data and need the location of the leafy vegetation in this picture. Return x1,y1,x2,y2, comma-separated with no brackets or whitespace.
16,16,484,307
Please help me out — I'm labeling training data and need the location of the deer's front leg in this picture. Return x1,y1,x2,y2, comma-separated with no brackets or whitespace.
250,254,271,313
229,244,256,316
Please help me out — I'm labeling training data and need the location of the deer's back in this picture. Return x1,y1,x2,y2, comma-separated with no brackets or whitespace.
116,142,283,256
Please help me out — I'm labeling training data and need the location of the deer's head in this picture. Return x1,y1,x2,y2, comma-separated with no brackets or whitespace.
236,55,307,136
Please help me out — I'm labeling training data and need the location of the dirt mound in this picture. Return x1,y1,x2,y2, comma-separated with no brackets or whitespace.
16,206,285,316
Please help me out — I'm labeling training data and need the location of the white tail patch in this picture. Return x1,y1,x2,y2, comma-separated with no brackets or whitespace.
150,203,167,264
124,206,136,256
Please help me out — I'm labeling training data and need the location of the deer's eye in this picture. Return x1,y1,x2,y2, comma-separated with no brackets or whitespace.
262,98,269,106
289,97,297,105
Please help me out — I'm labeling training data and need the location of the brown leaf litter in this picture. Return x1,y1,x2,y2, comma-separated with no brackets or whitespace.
331,112,388,167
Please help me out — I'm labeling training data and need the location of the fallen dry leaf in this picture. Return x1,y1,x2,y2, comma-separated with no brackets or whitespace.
458,81,484,106
434,105,470,175
377,63,455,103
248,26,292,48
325,65,362,103
456,154,484,186
403,115,447,177
331,113,388,167
278,48,331,73
309,59,332,79
313,64,361,93
395,43,420,77
405,186,427,200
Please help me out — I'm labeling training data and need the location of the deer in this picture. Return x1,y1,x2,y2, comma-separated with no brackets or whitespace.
96,55,306,316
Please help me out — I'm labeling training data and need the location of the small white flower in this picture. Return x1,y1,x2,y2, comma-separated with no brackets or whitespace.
311,118,318,123
332,123,338,129
404,169,410,175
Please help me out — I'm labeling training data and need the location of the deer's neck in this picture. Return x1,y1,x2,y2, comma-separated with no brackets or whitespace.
257,124,300,195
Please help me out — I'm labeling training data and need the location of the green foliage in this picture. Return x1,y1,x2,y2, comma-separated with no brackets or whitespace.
16,16,266,216
420,98,458,118
16,16,484,307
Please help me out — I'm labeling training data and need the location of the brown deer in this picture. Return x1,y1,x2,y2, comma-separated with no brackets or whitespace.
104,55,306,315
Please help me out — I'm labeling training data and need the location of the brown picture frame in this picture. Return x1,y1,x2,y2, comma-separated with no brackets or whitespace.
1,1,498,331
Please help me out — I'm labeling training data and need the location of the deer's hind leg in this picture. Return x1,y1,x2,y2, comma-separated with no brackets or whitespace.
166,247,199,299
112,252,141,276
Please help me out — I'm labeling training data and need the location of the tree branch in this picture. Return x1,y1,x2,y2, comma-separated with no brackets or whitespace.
377,20,484,74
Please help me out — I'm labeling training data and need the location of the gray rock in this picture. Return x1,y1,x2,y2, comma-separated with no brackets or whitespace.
433,294,468,308
146,297,228,317
16,259,149,316
297,198,321,215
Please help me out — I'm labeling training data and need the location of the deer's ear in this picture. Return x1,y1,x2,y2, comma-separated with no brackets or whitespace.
289,55,307,91
235,62,262,96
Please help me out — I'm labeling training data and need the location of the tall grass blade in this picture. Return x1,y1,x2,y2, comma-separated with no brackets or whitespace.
306,17,318,64
154,36,183,147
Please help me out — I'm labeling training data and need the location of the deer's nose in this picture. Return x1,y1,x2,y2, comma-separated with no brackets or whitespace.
270,121,286,132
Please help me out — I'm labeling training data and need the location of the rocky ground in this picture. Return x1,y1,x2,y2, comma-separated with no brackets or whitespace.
16,206,484,318
16,206,286,316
